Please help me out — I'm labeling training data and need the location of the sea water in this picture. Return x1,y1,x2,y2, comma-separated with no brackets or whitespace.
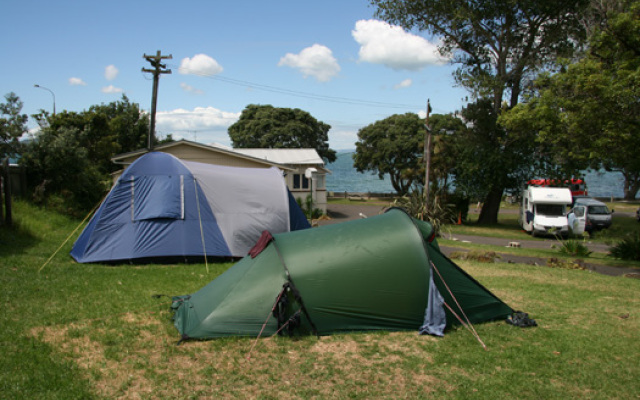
325,150,635,199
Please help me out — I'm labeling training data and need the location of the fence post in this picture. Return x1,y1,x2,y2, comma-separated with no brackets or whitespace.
2,158,11,227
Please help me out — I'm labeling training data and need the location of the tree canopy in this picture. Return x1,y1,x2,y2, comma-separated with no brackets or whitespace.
21,95,149,211
371,0,591,222
228,104,336,162
0,92,28,159
353,113,425,196
500,0,640,199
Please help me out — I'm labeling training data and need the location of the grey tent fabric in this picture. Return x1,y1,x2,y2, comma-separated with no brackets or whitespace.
419,270,446,336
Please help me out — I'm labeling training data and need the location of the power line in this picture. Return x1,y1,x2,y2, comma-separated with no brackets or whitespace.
169,64,427,111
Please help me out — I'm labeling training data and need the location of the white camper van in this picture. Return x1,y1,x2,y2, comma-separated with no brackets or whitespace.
519,186,573,237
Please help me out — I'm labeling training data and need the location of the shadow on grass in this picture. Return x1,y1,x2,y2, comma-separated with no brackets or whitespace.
0,220,39,257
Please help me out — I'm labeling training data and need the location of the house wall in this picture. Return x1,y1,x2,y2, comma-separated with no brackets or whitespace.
286,166,327,215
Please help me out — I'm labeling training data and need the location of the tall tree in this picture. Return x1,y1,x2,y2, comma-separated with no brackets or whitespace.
454,99,538,203
30,95,149,176
21,96,149,212
228,104,336,162
501,0,640,199
0,92,28,159
353,113,424,195
426,113,468,192
371,0,590,222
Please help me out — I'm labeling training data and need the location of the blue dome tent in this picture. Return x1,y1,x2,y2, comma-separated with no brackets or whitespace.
71,152,310,263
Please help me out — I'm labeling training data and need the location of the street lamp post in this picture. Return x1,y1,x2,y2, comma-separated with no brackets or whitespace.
34,84,56,115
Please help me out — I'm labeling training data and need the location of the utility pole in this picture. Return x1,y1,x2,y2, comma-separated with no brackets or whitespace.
424,99,433,212
142,50,172,151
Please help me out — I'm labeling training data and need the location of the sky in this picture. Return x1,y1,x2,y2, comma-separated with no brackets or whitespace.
1,0,469,150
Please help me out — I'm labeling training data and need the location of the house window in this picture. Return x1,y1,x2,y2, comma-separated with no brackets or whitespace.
293,174,310,189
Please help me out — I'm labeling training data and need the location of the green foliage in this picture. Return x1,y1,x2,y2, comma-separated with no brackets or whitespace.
20,127,108,212
354,113,424,195
371,0,591,223
555,239,593,258
501,2,640,199
609,233,640,261
0,92,28,159
424,113,467,191
391,186,456,234
20,95,149,213
453,100,538,223
371,0,589,109
296,194,323,220
228,104,336,162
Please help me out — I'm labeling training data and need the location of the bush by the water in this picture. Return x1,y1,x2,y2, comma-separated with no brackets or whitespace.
609,233,640,261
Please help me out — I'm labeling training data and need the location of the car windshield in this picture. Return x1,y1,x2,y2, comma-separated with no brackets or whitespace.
589,205,610,215
535,204,565,216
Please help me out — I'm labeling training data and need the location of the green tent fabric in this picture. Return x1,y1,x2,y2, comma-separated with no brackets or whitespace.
171,208,513,340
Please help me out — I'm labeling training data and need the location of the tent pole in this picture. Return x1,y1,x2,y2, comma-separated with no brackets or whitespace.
431,261,487,350
194,178,209,274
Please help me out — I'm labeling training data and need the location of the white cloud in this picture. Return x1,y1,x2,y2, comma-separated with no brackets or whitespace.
352,19,447,70
105,65,119,80
394,78,413,89
69,77,87,86
179,54,223,76
156,106,240,132
278,44,340,82
180,82,204,95
101,85,123,94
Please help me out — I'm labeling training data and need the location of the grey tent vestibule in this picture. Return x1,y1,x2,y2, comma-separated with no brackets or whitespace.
70,152,310,263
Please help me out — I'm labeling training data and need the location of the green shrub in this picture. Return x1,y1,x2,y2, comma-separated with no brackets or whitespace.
609,233,640,261
296,194,324,220
556,240,592,257
390,187,455,234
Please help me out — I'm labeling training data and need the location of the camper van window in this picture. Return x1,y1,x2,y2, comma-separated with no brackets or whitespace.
535,204,565,216
293,174,310,190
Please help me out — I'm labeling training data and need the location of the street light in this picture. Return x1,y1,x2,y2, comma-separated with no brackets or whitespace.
34,84,56,115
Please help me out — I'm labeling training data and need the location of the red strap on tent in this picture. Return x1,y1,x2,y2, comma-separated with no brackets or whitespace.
249,230,274,258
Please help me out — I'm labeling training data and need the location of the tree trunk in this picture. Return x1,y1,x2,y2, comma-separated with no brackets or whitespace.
478,184,504,224
623,177,640,200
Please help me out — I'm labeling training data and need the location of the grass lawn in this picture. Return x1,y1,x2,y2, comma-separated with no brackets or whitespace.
1,201,639,399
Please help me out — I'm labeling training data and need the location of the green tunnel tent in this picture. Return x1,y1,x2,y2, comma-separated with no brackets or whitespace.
171,208,514,340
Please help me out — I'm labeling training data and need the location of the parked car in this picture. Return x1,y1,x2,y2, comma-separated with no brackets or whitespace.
571,197,613,233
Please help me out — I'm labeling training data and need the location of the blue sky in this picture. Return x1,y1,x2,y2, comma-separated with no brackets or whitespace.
2,0,469,150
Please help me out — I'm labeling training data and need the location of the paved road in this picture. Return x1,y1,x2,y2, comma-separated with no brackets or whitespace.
317,203,638,277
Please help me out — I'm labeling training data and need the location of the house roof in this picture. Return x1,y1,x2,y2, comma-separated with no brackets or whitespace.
231,148,325,165
111,140,331,173
110,139,294,171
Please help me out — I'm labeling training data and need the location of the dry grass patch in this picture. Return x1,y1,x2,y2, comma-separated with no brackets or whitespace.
30,313,456,399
